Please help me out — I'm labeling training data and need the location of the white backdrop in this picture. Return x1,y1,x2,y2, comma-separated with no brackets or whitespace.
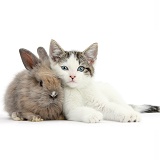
0,0,160,160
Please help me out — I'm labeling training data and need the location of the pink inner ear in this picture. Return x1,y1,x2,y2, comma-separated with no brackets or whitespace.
88,60,94,64
21,52,36,69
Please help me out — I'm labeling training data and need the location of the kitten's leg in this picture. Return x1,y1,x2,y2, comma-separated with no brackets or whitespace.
95,101,141,122
65,107,103,123
64,88,103,123
84,90,141,122
17,112,43,122
97,83,134,111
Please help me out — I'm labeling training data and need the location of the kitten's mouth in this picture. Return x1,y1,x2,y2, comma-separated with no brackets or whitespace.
67,79,77,83
67,80,78,88
68,81,76,83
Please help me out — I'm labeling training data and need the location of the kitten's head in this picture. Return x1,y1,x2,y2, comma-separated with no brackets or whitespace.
49,40,98,88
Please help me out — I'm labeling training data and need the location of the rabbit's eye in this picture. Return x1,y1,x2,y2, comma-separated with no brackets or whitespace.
39,80,43,87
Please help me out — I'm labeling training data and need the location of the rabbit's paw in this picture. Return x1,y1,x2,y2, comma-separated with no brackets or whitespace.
11,112,24,121
30,115,43,122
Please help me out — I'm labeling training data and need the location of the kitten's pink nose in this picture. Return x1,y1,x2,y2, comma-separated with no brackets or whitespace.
70,75,76,80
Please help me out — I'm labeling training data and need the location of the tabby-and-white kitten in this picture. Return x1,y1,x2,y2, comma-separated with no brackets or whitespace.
49,39,159,123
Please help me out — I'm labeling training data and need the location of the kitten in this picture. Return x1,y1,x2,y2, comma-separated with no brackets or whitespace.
49,39,160,123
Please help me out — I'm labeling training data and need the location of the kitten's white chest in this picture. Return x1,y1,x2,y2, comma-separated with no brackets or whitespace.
77,85,99,106
63,88,83,108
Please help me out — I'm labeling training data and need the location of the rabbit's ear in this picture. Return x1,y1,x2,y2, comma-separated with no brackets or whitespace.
19,48,39,71
37,47,49,60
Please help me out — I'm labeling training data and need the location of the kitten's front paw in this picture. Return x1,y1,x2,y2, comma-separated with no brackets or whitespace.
117,111,141,123
84,111,103,123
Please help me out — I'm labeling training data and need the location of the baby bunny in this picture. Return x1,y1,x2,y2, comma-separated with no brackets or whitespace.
4,47,64,121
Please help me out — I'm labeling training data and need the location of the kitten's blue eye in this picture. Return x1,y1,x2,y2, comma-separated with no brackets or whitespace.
61,66,69,70
77,66,85,72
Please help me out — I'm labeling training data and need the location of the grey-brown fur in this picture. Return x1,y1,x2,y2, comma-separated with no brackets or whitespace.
4,47,64,121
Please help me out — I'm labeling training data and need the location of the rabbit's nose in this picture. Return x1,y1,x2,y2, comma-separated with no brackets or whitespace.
50,91,58,98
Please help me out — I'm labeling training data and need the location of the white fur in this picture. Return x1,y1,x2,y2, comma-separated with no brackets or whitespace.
51,91,56,97
50,54,141,123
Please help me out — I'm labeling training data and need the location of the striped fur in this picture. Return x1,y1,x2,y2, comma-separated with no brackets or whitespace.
130,104,160,113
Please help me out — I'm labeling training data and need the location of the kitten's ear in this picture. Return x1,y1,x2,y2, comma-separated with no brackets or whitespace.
49,39,65,62
83,43,98,64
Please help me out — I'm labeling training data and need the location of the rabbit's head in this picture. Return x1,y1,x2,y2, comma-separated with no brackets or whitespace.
19,48,63,107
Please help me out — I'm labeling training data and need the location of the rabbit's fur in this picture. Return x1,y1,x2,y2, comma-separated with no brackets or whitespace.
4,47,64,121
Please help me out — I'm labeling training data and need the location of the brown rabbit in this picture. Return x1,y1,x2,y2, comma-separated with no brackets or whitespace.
4,47,64,121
